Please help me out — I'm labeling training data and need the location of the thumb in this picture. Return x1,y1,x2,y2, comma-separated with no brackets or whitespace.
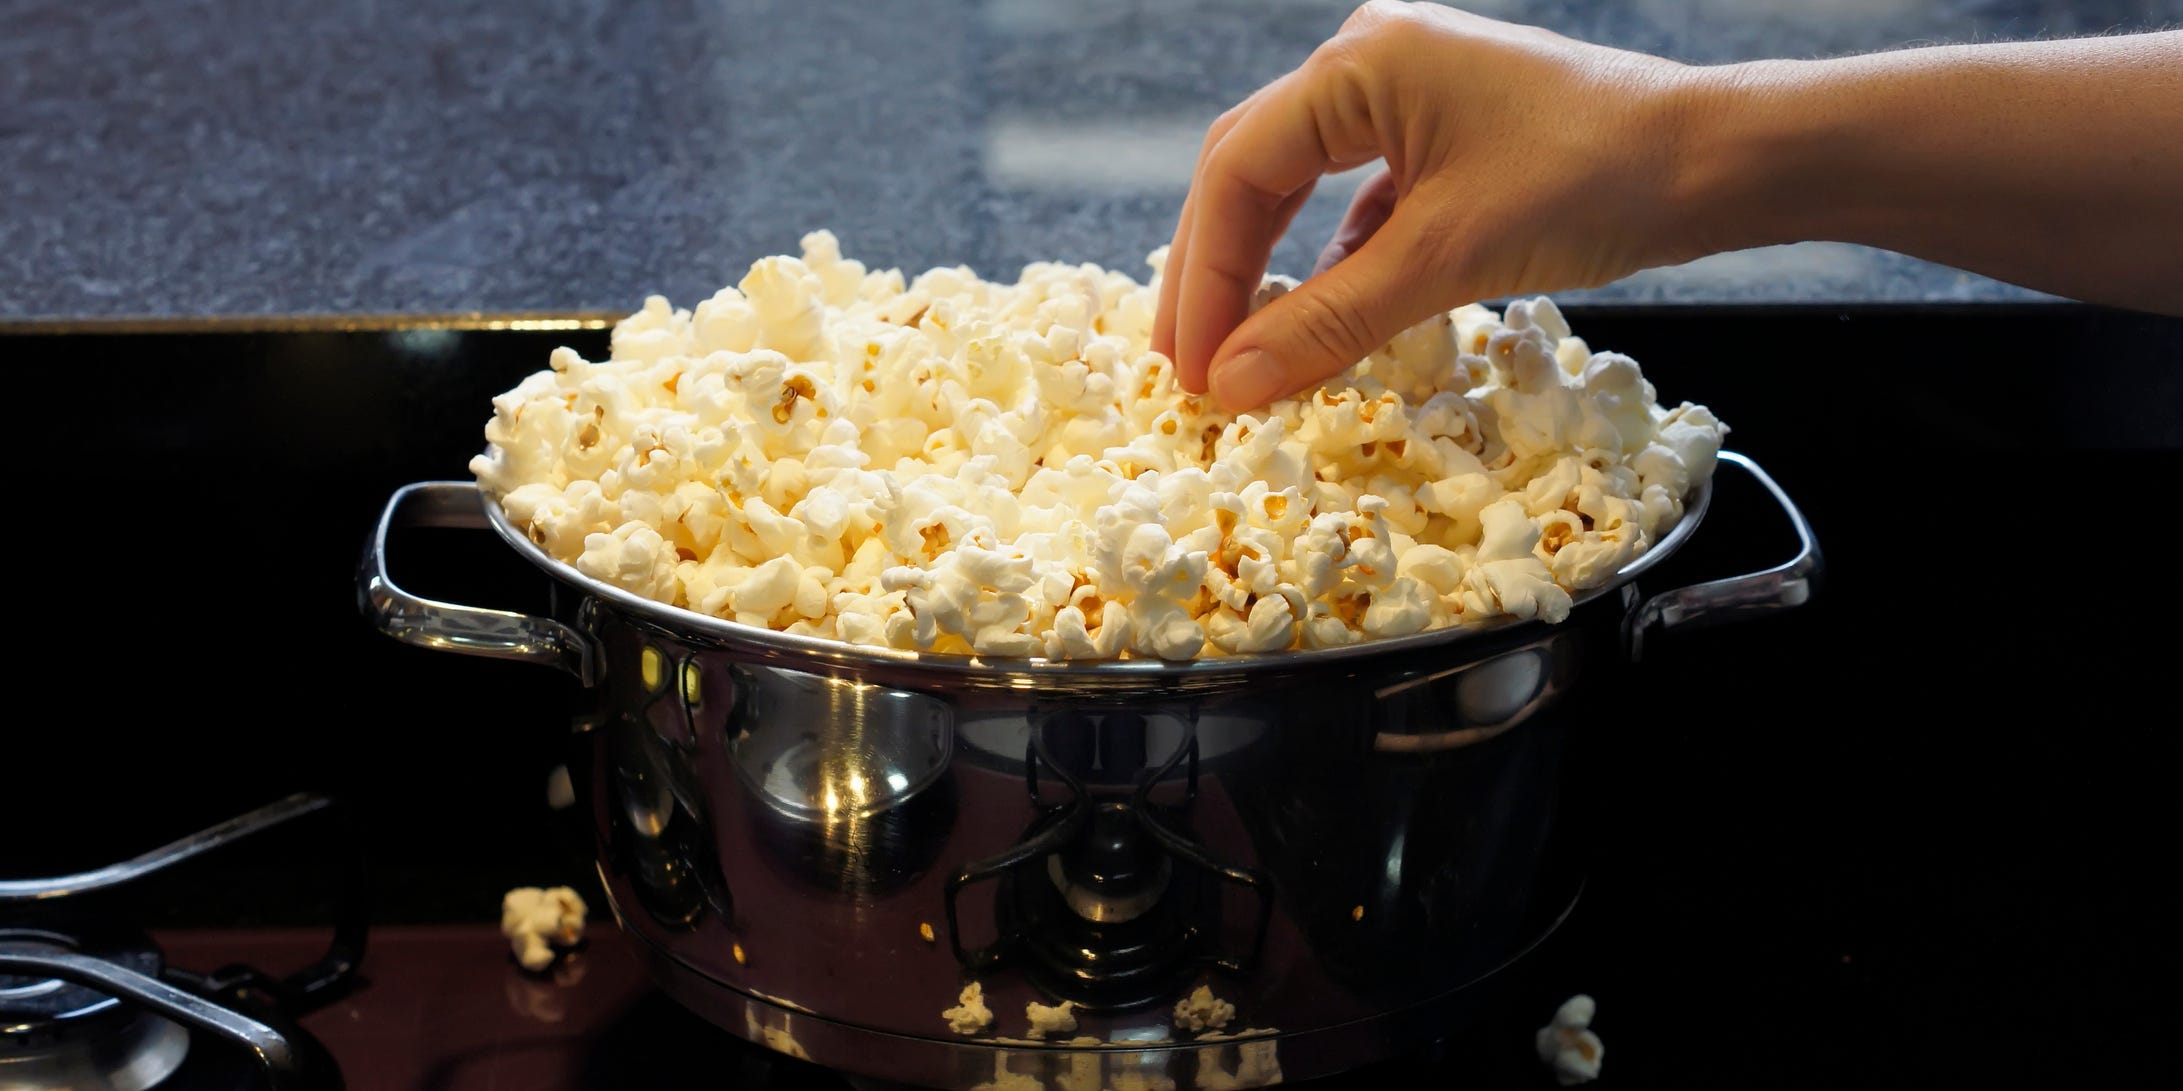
1208,203,1455,411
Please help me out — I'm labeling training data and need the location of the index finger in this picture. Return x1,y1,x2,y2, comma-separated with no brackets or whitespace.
1171,59,1381,390
1154,92,1263,367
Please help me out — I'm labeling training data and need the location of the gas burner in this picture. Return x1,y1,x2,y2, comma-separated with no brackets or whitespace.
0,926,191,1090
943,714,1273,1011
0,794,365,1090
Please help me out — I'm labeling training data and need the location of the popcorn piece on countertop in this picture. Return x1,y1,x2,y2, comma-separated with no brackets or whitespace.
1025,998,1080,1039
500,886,587,972
1534,994,1604,1086
1172,984,1237,1033
944,982,995,1035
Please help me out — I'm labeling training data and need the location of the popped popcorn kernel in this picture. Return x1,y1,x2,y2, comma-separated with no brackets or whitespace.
1173,984,1237,1033
943,982,994,1036
1024,998,1079,1039
1535,994,1605,1086
500,886,587,972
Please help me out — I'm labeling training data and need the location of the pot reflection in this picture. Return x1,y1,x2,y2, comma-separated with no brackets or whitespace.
608,688,733,930
729,665,958,897
1221,635,1585,996
944,716,1275,1011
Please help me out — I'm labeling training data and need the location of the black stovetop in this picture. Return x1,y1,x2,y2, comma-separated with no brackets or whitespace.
4,304,2179,1088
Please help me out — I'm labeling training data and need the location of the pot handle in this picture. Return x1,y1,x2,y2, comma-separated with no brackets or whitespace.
1626,450,1821,661
358,481,599,685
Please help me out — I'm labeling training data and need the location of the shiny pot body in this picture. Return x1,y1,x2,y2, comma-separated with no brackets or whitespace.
361,453,1817,1090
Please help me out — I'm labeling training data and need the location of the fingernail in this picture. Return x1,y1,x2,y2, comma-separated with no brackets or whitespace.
1210,350,1283,411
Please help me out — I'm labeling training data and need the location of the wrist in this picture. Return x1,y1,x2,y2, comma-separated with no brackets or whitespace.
1653,58,1834,263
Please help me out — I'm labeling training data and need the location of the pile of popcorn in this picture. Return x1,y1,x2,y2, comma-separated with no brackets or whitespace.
470,232,1725,661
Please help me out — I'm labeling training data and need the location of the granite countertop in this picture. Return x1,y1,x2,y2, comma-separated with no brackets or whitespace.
3,0,2175,325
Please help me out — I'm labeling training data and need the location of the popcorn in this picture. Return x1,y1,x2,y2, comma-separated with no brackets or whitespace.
1024,998,1079,1039
1458,500,1573,624
1130,595,1207,661
577,522,680,603
1172,985,1236,1033
1534,994,1604,1085
500,886,587,972
1361,577,1435,638
472,232,1726,659
943,982,994,1035
1200,592,1289,654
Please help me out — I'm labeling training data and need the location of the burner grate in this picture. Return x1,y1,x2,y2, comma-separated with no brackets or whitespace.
0,793,366,1090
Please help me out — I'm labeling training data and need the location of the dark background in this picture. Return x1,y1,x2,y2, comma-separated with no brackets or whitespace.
4,304,2180,1087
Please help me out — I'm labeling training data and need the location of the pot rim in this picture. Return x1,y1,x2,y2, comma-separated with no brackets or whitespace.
481,471,1712,682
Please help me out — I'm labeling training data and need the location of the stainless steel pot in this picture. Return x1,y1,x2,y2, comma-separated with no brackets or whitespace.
360,451,1817,1090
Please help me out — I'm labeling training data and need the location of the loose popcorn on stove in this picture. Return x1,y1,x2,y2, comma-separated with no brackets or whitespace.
471,232,1726,660
499,886,587,972
943,982,994,1036
1024,998,1080,1039
1172,984,1237,1033
1535,993,1605,1086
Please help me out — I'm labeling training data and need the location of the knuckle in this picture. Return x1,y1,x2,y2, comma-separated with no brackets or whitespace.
1201,102,1249,154
1342,0,1413,35
1201,141,1282,212
1307,35,1370,84
1316,3,1415,96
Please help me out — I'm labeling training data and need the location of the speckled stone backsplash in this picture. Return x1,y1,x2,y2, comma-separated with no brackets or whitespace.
3,0,2175,321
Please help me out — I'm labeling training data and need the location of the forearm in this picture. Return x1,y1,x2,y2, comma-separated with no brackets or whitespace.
1671,33,2183,314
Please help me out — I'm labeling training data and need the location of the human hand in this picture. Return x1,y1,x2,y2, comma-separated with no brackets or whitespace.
1153,2,1703,409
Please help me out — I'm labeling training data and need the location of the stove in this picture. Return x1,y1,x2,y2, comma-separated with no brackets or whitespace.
6,307,2178,1088
0,795,362,1090
0,791,1559,1091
